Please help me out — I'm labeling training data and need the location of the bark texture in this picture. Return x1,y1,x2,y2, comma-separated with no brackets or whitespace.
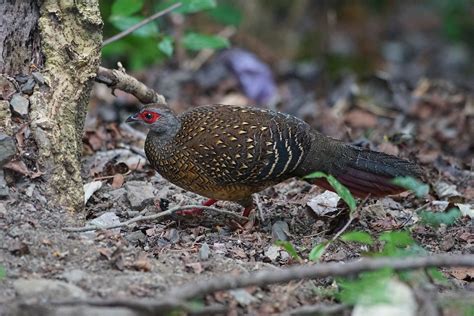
29,0,102,210
0,0,43,75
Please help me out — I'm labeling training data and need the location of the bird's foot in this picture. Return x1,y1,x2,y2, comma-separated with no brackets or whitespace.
176,199,218,216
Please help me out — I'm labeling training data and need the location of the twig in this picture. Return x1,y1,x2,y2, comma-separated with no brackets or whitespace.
102,2,182,47
46,297,226,315
170,254,474,300
330,194,370,243
95,66,166,104
63,204,247,232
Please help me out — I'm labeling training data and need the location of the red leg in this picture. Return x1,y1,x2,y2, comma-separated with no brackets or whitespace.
177,199,217,216
242,207,252,217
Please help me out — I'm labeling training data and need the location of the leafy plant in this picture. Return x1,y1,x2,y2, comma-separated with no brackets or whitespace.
304,171,356,212
101,0,235,70
418,208,461,227
392,176,429,198
340,231,373,246
0,266,5,279
275,240,301,261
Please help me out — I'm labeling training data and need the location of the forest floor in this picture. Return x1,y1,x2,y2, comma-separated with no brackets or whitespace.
1,60,473,315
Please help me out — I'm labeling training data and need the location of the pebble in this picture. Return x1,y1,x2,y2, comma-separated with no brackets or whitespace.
124,181,155,210
271,220,289,241
199,242,210,260
13,278,87,300
21,78,36,95
32,71,45,85
10,94,29,117
0,133,16,166
125,230,146,245
0,170,9,198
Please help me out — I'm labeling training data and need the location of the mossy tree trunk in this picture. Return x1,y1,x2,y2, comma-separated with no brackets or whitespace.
0,0,102,210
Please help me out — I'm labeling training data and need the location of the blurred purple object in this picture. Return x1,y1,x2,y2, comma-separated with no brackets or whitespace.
222,48,277,104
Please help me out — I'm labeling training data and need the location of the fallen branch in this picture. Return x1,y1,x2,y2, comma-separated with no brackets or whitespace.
95,66,166,104
46,297,226,315
170,254,474,300
63,204,247,232
102,2,182,47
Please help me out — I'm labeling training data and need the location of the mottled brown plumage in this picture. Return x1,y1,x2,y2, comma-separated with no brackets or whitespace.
127,104,421,212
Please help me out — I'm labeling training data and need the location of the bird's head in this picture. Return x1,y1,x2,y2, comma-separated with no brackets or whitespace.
126,105,180,136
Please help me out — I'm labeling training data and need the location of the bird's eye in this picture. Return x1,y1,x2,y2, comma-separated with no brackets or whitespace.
145,113,153,120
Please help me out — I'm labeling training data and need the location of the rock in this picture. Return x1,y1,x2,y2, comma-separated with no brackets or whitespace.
199,242,210,260
61,269,88,283
264,245,280,261
10,94,29,117
21,78,36,95
13,278,87,300
125,230,146,245
0,133,16,166
271,220,289,241
89,212,120,230
32,71,45,85
0,170,9,198
125,181,155,210
229,289,258,306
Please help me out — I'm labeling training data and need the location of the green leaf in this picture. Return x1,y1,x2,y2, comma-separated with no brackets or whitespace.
418,208,461,227
337,269,394,305
392,176,429,198
427,267,449,284
158,36,174,57
379,231,415,257
341,231,374,245
379,231,414,247
208,3,242,26
275,240,301,260
0,266,5,279
309,242,328,261
182,32,229,51
111,0,144,16
304,171,356,212
109,15,159,37
159,0,216,14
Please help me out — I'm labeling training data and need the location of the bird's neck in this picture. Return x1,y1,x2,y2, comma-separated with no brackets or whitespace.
146,119,181,149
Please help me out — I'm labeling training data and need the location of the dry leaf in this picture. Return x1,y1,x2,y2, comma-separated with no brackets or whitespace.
111,173,124,189
83,181,103,205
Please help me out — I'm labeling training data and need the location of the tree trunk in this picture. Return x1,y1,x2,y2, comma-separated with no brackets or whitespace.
0,0,102,210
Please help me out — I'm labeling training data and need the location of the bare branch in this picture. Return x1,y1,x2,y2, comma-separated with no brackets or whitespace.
102,2,182,47
63,204,247,232
170,254,474,300
95,66,166,104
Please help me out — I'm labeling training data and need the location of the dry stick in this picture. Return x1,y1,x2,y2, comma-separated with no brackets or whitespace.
171,254,474,300
102,2,182,47
63,204,248,232
96,66,166,104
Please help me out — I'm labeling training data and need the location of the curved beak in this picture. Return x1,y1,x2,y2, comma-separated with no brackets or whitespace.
126,113,139,123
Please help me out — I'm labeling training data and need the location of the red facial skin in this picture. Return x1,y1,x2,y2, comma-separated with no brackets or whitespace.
139,110,161,124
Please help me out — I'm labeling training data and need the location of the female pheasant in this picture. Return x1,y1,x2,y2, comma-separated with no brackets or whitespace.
127,104,421,216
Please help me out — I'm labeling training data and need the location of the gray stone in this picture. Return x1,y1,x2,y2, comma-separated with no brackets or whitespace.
229,289,258,306
32,71,45,85
271,220,289,241
61,269,88,283
10,94,29,117
13,278,87,300
125,181,155,210
199,242,210,260
21,78,36,95
125,230,146,244
0,133,16,166
0,170,9,198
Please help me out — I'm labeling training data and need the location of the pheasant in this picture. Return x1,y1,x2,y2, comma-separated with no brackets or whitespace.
126,104,421,216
